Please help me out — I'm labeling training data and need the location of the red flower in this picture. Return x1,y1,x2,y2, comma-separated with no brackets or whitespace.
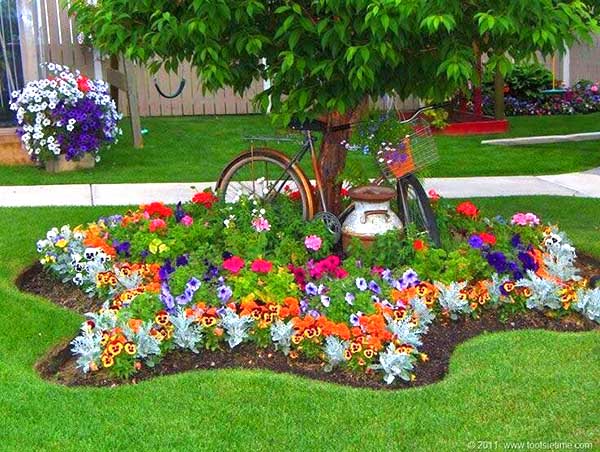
479,232,496,246
192,191,218,208
427,189,440,201
77,75,91,93
456,201,478,218
143,202,173,218
149,218,167,232
223,256,245,274
413,239,426,251
250,259,273,273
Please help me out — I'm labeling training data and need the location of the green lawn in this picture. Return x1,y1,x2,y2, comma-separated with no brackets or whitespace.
0,196,598,451
1,113,600,185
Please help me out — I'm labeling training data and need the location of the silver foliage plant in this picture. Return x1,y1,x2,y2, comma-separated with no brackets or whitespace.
385,315,423,347
409,297,435,329
220,308,254,348
70,326,103,373
517,270,562,311
270,320,295,355
371,344,415,384
170,308,204,353
435,281,471,320
323,336,349,372
574,287,600,322
543,231,580,281
127,321,162,365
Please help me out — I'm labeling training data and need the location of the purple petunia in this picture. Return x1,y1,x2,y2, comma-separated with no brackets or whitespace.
158,260,175,281
468,234,484,249
487,251,508,273
217,285,233,303
305,282,318,296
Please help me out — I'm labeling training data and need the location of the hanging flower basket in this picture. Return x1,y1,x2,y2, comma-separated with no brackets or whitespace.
9,63,122,168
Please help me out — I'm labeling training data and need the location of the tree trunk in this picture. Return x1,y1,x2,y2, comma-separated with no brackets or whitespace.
318,110,354,215
472,41,483,117
494,65,505,119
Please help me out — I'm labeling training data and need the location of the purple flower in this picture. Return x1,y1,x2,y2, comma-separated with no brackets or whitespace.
320,295,331,307
368,280,381,294
487,251,508,273
349,312,362,327
345,292,355,305
300,299,309,313
518,251,538,271
160,282,175,311
305,282,318,296
217,285,232,303
158,260,175,281
468,234,484,249
176,254,189,267
175,202,185,222
308,309,321,318
186,277,201,291
355,277,367,291
511,234,522,248
203,263,219,281
113,240,131,257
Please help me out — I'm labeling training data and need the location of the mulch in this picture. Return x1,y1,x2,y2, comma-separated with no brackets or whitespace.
18,258,600,390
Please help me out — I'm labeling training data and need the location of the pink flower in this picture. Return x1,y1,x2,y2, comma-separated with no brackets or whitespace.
223,256,245,274
304,235,322,251
511,212,540,226
181,215,194,227
591,84,598,93
252,217,271,232
250,259,272,273
149,218,167,232
428,189,440,201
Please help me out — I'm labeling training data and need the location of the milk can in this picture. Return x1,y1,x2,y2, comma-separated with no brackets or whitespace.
341,185,402,250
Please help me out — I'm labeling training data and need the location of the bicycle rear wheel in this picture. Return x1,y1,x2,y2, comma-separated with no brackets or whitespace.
216,148,316,220
397,174,441,247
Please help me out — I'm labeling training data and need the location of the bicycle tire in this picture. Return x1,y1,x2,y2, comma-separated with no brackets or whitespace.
397,174,441,247
216,148,316,220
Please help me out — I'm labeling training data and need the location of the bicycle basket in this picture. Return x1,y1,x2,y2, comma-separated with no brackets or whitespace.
375,116,438,180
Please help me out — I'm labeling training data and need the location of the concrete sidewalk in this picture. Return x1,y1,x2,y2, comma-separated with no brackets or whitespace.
0,171,599,207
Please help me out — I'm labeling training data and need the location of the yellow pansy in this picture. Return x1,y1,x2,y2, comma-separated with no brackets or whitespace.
149,239,169,254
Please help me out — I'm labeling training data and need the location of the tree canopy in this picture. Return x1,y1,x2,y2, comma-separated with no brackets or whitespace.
70,0,598,209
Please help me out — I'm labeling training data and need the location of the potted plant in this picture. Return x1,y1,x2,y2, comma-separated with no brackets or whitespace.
10,63,122,172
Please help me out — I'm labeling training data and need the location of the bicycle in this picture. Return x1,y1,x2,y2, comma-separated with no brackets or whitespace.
216,106,441,247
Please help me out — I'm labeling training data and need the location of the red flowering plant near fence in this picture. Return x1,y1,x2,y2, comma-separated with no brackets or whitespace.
37,190,600,383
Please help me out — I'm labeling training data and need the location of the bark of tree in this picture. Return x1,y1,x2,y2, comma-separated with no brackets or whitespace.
494,65,505,119
317,110,354,215
472,41,483,117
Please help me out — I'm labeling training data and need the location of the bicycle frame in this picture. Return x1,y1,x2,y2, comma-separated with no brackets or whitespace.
256,131,329,213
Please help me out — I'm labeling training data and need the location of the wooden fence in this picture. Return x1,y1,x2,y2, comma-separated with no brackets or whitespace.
35,0,262,116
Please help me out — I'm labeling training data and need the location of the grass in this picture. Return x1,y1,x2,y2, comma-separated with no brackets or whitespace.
1,112,600,185
0,196,598,451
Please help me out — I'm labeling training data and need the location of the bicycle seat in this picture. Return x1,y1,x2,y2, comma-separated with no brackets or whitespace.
288,118,327,132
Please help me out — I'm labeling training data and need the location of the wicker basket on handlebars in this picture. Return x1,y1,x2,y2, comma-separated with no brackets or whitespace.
375,116,438,180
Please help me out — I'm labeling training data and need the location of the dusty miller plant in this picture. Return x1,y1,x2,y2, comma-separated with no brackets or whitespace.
220,308,254,348
70,327,102,373
517,270,561,311
170,308,204,353
435,281,470,320
323,336,349,372
270,320,295,355
574,288,600,323
371,344,415,384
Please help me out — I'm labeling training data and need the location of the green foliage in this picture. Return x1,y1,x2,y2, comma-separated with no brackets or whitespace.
346,230,415,270
484,62,553,100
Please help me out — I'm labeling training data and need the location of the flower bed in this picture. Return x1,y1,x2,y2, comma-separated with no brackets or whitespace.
34,193,600,385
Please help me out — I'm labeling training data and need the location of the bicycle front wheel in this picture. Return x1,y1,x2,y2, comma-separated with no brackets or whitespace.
397,174,441,247
216,148,316,220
